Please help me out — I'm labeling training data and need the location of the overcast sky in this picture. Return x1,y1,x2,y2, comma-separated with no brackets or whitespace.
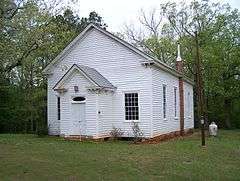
68,0,240,32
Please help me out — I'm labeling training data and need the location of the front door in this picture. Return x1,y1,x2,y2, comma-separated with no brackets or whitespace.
72,101,86,135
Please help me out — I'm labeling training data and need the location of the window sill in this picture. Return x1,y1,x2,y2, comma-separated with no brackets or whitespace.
124,120,140,123
71,101,86,104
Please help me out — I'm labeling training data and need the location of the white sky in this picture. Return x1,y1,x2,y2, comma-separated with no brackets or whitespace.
67,0,240,32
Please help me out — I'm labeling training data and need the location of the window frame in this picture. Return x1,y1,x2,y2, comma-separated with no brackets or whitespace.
57,96,61,120
71,96,86,104
174,87,177,119
124,91,140,122
187,92,191,118
162,84,167,120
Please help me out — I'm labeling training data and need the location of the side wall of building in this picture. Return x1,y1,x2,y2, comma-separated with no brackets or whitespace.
152,66,180,136
152,65,194,136
183,81,194,129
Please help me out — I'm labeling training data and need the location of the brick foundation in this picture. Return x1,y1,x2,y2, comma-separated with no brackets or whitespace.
143,128,194,144
64,135,106,142
64,129,194,143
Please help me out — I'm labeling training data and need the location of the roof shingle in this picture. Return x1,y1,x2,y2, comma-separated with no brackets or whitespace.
76,64,115,89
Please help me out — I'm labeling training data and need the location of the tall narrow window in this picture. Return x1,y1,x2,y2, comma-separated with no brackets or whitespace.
125,93,139,120
163,85,167,119
57,97,60,120
174,87,177,117
187,92,191,117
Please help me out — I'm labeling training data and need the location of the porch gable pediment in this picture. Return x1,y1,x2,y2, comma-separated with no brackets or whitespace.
53,64,116,92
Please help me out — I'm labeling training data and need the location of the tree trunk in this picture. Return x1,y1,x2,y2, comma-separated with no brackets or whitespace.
224,99,232,129
195,31,205,146
203,89,209,127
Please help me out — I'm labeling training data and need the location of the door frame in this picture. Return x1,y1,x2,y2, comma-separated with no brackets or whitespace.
70,95,86,135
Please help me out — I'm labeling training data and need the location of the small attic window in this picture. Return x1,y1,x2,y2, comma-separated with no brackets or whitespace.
72,97,86,102
74,86,79,92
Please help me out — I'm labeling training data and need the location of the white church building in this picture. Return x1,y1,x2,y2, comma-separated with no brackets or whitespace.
43,24,194,139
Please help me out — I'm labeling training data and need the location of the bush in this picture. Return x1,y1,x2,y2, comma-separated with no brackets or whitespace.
109,126,124,140
132,122,143,143
36,126,48,137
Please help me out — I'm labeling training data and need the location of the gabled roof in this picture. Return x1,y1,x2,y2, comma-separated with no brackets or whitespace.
43,23,194,85
53,64,116,90
43,23,152,74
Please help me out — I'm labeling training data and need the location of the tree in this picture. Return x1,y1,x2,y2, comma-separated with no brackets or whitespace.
123,0,240,129
0,0,107,133
202,9,240,128
80,11,107,30
124,9,177,65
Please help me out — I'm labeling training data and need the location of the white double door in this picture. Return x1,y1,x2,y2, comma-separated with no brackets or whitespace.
72,102,86,135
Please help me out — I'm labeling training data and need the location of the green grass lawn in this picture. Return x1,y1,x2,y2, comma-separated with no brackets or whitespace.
0,130,240,181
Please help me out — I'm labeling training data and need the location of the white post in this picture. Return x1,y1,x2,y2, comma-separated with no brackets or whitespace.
177,43,182,62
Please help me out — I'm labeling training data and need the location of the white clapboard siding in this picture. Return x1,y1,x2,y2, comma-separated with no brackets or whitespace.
152,66,181,136
47,28,152,137
59,70,98,136
98,92,114,137
47,26,194,138
47,77,60,135
184,82,194,129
